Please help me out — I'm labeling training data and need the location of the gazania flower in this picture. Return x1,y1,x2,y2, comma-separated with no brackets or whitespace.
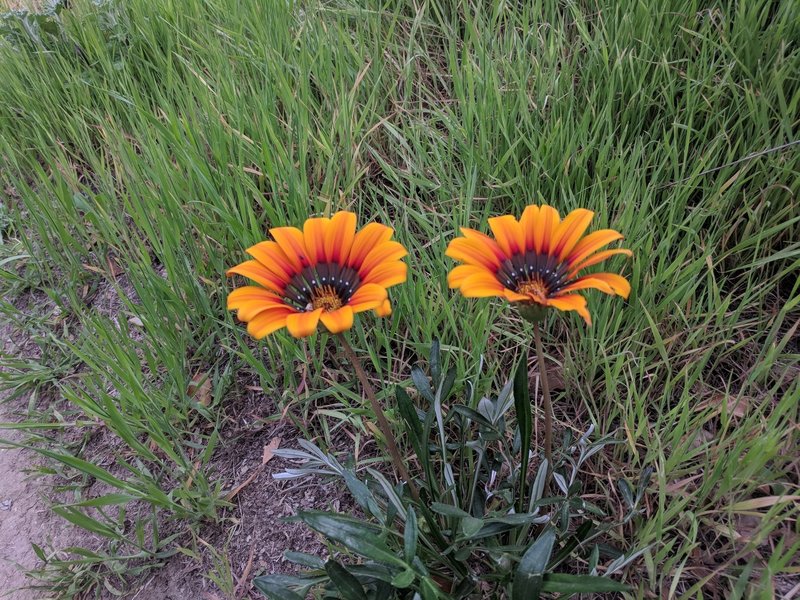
227,212,406,338
446,205,631,325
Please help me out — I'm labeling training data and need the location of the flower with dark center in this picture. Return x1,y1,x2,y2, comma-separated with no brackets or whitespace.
446,204,632,325
227,211,407,338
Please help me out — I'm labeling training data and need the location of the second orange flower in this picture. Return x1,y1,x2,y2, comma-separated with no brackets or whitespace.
446,204,632,325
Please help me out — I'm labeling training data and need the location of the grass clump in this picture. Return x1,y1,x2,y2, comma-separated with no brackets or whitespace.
0,0,798,597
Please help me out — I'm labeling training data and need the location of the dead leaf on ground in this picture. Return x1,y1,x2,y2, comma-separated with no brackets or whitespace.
262,437,281,464
225,437,282,502
188,372,212,407
694,394,752,419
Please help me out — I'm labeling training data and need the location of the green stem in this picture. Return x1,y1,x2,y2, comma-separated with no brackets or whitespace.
337,334,419,502
533,322,553,472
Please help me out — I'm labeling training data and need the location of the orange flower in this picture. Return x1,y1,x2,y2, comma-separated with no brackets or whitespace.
228,212,407,338
446,205,632,325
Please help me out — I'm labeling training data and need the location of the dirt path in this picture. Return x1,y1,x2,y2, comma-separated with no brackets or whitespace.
0,423,44,600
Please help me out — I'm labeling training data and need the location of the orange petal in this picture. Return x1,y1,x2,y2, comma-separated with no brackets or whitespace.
503,288,530,302
374,299,392,317
566,229,624,267
545,294,591,326
581,272,631,298
270,227,310,271
348,283,389,313
285,308,323,338
246,307,294,339
459,272,505,298
348,222,394,268
246,241,296,279
460,227,508,262
555,277,615,296
447,264,490,289
325,211,357,264
535,205,560,255
489,215,525,258
227,285,283,308
568,248,633,277
358,241,408,278
362,261,407,288
320,305,354,333
519,205,540,251
228,287,287,321
551,208,594,261
445,237,502,271
302,217,330,265
226,260,286,293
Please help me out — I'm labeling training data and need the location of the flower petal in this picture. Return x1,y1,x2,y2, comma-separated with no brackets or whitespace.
303,217,330,265
270,226,310,271
459,272,505,298
348,223,394,268
285,308,323,338
447,264,489,289
226,260,286,293
374,299,392,317
555,276,615,295
325,211,357,264
581,272,631,298
348,283,389,313
557,273,630,298
565,229,624,267
545,294,591,326
519,205,540,251
503,288,531,302
362,261,407,288
445,237,502,271
246,307,294,339
320,305,354,333
358,241,408,278
228,286,287,321
227,285,283,308
489,215,525,258
568,248,633,277
460,228,508,262
535,205,560,255
551,208,595,261
246,241,296,279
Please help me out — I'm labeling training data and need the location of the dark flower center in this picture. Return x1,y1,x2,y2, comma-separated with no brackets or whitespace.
284,262,360,311
496,251,570,297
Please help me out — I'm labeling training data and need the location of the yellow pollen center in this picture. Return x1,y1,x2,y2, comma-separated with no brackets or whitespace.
311,285,343,311
517,277,549,300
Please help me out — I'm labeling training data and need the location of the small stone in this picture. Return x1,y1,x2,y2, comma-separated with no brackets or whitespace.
0,499,12,511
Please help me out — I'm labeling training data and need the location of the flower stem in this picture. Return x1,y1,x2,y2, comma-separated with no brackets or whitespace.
532,322,553,471
336,334,419,502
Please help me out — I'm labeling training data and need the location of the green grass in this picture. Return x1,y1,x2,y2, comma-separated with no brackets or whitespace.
0,0,798,597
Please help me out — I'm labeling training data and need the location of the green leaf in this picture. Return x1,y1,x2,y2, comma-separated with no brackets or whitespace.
284,551,325,569
513,349,531,514
404,508,418,563
411,365,435,403
391,568,416,589
252,576,305,600
430,339,441,386
396,385,423,446
325,560,368,600
430,503,472,518
342,469,383,522
450,405,494,428
541,573,631,593
512,528,556,600
298,511,406,567
617,479,635,509
462,516,484,537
